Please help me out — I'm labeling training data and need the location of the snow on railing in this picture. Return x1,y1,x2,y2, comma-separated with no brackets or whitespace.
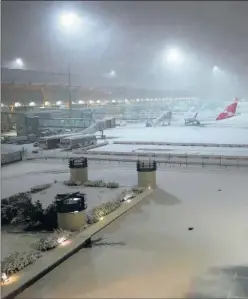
1,151,23,165
26,149,248,168
112,141,248,148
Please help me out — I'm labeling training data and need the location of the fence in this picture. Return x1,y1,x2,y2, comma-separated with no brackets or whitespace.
1,151,23,165
112,141,248,148
26,149,248,168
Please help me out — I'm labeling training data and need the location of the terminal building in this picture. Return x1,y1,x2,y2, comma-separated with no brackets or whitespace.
2,108,97,137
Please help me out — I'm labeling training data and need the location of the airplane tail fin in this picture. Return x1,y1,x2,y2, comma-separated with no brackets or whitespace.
194,112,198,119
216,98,238,121
184,107,198,120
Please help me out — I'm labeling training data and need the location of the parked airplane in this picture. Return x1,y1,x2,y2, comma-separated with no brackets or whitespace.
184,98,239,126
145,98,246,128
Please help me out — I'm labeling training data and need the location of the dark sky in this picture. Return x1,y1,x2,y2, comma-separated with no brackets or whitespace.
1,1,248,89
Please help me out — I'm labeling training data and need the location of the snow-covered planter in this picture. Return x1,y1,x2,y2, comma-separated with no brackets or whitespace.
1,250,41,275
41,202,58,230
10,211,26,225
3,192,32,206
106,181,119,188
90,199,121,223
30,184,51,193
35,229,70,251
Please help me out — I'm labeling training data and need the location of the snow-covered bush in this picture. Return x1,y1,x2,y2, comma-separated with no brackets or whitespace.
1,204,17,225
1,192,35,226
35,229,70,251
11,200,44,227
83,180,119,188
25,200,43,222
90,199,121,223
1,190,58,230
41,202,58,230
132,187,145,194
23,200,45,230
63,180,82,186
1,198,9,205
1,250,41,275
35,235,58,251
6,192,32,205
10,211,26,225
21,201,57,231
106,181,119,188
30,184,51,193
83,180,106,187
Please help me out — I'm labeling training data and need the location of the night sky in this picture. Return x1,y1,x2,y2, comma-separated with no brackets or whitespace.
1,1,248,89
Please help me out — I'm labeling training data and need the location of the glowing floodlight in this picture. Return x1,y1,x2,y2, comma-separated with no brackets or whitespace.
164,48,184,67
57,237,67,244
1,273,9,283
60,12,81,29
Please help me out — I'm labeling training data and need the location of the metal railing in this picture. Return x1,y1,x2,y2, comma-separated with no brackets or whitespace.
26,149,248,169
112,141,248,148
1,151,23,165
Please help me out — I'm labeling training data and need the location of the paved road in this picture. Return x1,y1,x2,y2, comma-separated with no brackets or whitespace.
16,170,248,298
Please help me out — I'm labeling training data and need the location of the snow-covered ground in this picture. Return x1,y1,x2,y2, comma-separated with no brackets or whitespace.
1,161,129,203
15,163,248,299
2,125,248,288
1,143,35,152
1,160,128,259
1,231,49,259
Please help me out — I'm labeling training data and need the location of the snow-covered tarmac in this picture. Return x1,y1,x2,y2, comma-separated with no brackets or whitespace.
2,125,248,160
95,125,248,156
104,124,248,145
89,143,248,156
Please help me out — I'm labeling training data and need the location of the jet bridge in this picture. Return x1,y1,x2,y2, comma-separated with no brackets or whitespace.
146,111,172,127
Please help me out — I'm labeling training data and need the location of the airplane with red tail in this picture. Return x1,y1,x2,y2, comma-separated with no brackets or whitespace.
184,98,241,126
216,99,238,121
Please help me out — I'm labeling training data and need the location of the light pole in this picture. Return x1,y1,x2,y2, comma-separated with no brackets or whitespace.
67,61,72,113
59,12,82,116
163,48,184,99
